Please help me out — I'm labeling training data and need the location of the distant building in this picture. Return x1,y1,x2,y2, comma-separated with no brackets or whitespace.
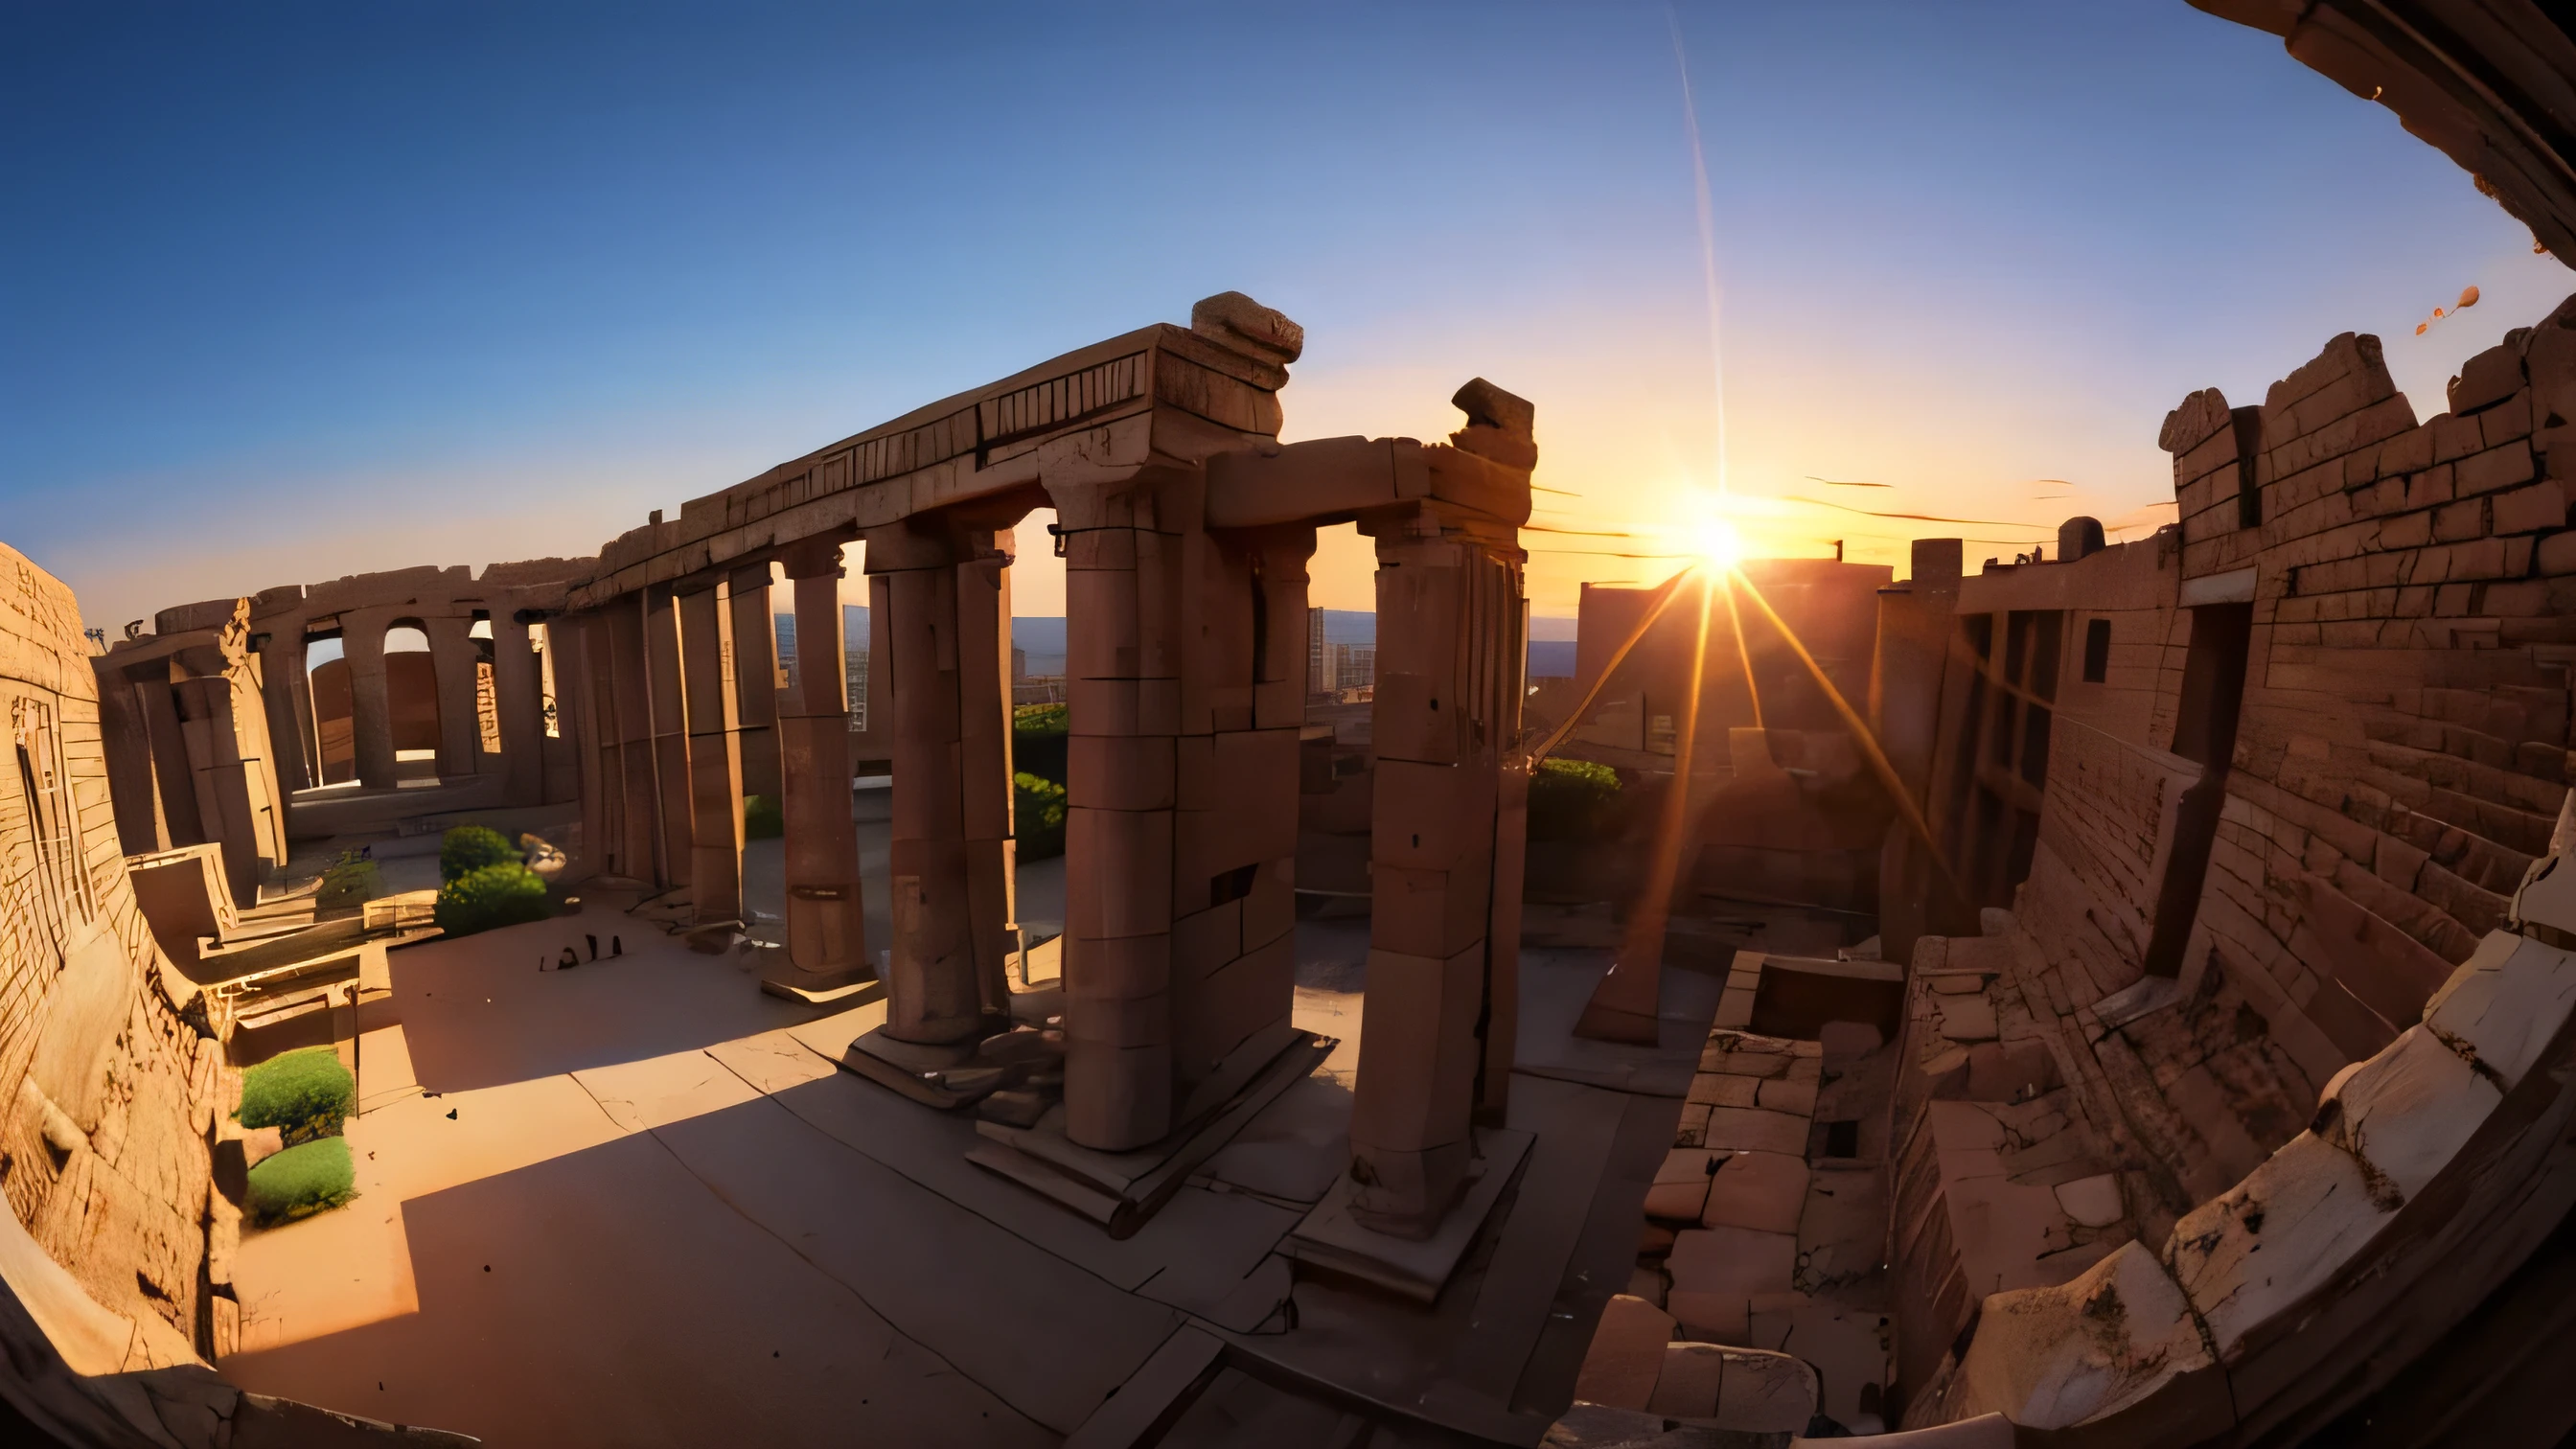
1331,643,1375,693
1308,606,1328,697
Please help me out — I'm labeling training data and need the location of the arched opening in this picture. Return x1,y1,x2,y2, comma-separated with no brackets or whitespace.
384,621,441,782
305,632,355,786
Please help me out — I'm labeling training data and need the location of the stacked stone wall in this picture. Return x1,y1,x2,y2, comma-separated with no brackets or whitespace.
0,541,230,1366
2170,303,2576,1081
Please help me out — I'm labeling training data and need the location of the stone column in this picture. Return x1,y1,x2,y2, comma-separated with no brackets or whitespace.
774,540,869,989
255,613,312,794
864,518,1015,1046
341,613,398,790
678,583,745,925
1052,472,1184,1148
728,564,785,801
643,586,695,889
1166,524,1308,1119
426,615,483,779
493,609,547,806
558,612,619,879
1348,508,1529,1239
605,597,662,882
93,657,168,855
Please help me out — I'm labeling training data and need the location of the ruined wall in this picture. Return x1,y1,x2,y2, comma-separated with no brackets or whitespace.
1888,295,2576,1438
1,541,232,1368
1928,540,2195,1002
2173,305,2576,1084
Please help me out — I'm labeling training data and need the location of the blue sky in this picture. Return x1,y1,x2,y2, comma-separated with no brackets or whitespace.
5,2,2564,631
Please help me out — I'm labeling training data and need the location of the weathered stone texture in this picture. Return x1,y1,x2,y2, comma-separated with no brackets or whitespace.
1,541,228,1365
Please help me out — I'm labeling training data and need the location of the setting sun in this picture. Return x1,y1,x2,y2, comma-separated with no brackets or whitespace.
1690,508,1742,573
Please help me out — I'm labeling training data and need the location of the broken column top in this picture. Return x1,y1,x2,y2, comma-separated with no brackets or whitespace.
1448,377,1537,472
1190,290,1304,367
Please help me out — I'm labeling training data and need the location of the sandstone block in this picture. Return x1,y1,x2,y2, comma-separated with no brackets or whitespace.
2422,929,2576,1091
2315,1024,2502,1199
1372,859,1494,959
2449,339,2528,416
1069,734,1175,811
2490,479,2567,535
1699,1106,1809,1156
1714,1346,1821,1434
1645,1342,1727,1417
2162,1131,2399,1358
1669,1225,1798,1305
1347,944,1483,1153
2458,441,2538,497
2160,388,2233,455
1066,807,1173,938
1954,1240,2218,1431
1700,1150,1809,1235
1572,1294,1674,1410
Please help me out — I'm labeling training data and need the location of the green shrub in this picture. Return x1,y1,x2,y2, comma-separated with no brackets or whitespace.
1013,703,1069,786
238,1046,355,1145
434,862,552,937
439,825,518,883
1015,772,1068,860
743,794,784,840
1527,757,1624,842
315,849,380,910
244,1137,356,1227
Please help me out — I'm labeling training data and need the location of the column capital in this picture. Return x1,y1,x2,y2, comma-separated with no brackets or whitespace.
776,535,850,582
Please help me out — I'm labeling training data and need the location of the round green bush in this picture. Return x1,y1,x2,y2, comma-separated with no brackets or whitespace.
435,862,553,937
237,1046,355,1145
742,794,784,840
439,825,519,883
244,1137,356,1227
1015,772,1068,861
1527,757,1624,842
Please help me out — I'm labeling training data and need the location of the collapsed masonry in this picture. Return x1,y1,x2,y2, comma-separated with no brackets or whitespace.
1880,305,2576,1438
1565,299,2576,1442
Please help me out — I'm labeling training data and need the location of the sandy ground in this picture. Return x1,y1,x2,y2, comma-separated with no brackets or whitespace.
221,846,1367,1448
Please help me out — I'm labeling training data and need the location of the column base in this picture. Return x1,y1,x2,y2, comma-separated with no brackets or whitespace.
967,1024,1333,1239
839,1015,1024,1109
1281,1126,1533,1303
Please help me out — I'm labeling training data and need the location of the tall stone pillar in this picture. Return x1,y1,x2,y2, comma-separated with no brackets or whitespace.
493,610,547,806
558,612,621,879
772,539,869,993
1345,380,1536,1240
863,518,1015,1046
1051,473,1184,1147
341,614,398,790
426,616,483,779
727,564,785,801
1346,513,1528,1237
678,583,745,925
94,659,168,855
255,612,312,795
605,598,662,882
643,587,695,889
1167,524,1309,1119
